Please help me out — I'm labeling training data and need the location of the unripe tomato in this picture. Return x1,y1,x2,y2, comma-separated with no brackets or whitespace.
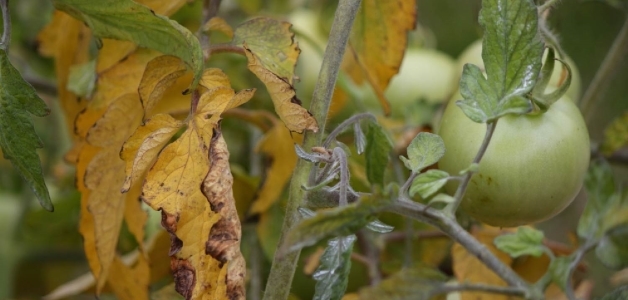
437,93,590,227
455,40,582,101
289,9,327,98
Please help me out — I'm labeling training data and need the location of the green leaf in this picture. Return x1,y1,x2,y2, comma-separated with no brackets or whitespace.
365,122,392,187
427,193,455,207
400,132,445,173
494,227,546,258
313,235,356,300
457,0,543,123
595,224,628,269
599,285,628,300
0,50,52,211
365,219,394,233
67,60,96,99
548,256,572,291
577,160,628,240
358,266,448,300
601,111,628,155
284,196,388,253
53,0,203,91
530,48,572,110
409,169,449,199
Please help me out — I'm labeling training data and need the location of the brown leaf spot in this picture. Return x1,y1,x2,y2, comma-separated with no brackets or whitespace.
171,258,196,300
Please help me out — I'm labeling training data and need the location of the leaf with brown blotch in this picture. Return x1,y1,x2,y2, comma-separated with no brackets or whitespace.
202,129,246,300
37,11,91,137
452,226,515,300
232,17,299,83
121,113,184,193
138,55,187,117
346,0,416,115
107,255,150,300
249,124,301,215
203,17,234,39
86,93,143,147
244,45,318,133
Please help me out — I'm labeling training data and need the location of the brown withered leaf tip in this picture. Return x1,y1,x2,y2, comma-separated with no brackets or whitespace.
202,128,246,300
171,258,195,300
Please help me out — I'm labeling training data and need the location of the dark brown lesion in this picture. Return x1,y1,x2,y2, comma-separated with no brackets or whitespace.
171,258,196,300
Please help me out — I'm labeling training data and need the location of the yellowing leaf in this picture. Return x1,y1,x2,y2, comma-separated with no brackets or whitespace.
249,124,300,214
37,11,91,137
602,111,628,155
244,46,318,133
452,226,515,300
201,130,246,299
121,113,184,192
199,68,233,90
346,0,416,114
138,55,188,117
86,93,143,147
197,86,256,125
136,0,188,16
204,17,234,39
96,39,137,73
107,255,150,300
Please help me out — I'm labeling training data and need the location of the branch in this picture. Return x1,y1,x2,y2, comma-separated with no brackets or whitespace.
199,0,221,60
581,16,628,123
431,283,527,298
446,121,497,215
0,0,10,51
206,43,246,56
262,0,362,299
565,240,596,300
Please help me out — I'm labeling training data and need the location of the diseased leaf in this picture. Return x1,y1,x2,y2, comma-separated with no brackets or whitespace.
107,255,150,300
121,114,184,192
53,0,204,90
596,224,628,270
347,0,416,115
409,169,449,199
284,196,388,253
400,132,445,173
244,45,318,133
86,93,143,147
457,0,543,123
67,59,97,99
203,17,234,39
201,130,246,299
232,17,299,82
601,111,628,155
138,55,187,117
250,123,301,214
365,122,392,187
358,266,447,300
0,49,52,211
494,227,546,258
313,235,356,300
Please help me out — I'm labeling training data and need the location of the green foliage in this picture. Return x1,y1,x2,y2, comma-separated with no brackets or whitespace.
548,256,572,291
409,169,449,199
0,50,52,211
53,0,204,90
595,224,628,269
530,47,572,110
365,122,392,187
313,235,356,300
599,285,628,300
400,132,445,173
67,60,96,98
601,111,628,155
494,227,546,258
457,0,543,123
357,266,448,300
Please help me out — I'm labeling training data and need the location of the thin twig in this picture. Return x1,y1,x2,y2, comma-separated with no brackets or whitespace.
565,240,597,300
447,121,497,215
356,230,382,285
200,0,222,60
0,0,10,51
206,44,246,56
262,1,362,299
431,283,527,298
581,16,628,123
323,113,376,147
381,229,446,243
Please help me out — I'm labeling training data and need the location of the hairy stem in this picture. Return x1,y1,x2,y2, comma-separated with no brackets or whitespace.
389,199,530,291
565,240,596,300
199,0,221,60
447,121,497,215
323,112,375,147
581,16,628,123
262,0,362,299
0,0,10,51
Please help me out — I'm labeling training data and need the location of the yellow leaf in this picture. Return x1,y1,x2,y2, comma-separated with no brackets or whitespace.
123,182,148,246
203,17,234,39
138,55,188,117
37,11,91,137
86,93,143,147
452,226,515,300
96,39,137,73
601,111,628,155
201,130,246,300
199,68,233,90
346,0,416,115
106,255,150,300
121,113,184,192
249,124,301,214
244,45,318,133
197,85,256,125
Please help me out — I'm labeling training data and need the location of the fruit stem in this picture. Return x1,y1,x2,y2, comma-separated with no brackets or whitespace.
262,0,362,299
447,120,498,216
580,16,628,124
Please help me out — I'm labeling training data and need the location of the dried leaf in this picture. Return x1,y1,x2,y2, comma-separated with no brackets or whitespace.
86,93,143,147
244,45,318,133
249,124,300,214
204,17,234,39
201,130,246,300
138,55,188,117
107,255,150,300
96,39,137,73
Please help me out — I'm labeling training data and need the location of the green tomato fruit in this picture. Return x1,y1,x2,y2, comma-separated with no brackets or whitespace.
290,9,327,98
437,93,590,227
455,39,582,101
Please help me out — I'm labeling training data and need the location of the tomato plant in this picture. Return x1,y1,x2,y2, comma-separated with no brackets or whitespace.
438,93,590,227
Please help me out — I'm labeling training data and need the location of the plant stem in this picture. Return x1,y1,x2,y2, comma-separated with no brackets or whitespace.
565,240,596,300
262,0,362,299
581,16,628,123
0,0,10,51
447,121,497,215
323,112,375,147
200,0,221,60
389,199,530,291
207,44,246,56
432,283,527,298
